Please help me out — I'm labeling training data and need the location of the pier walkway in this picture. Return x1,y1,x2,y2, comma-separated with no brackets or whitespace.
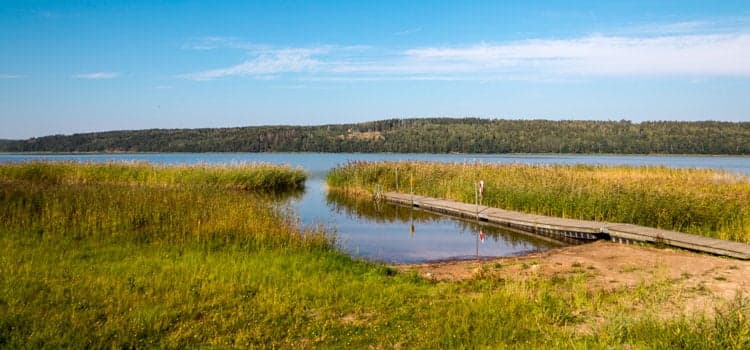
384,192,750,260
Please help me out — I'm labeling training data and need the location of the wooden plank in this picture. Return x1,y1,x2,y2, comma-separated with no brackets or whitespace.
604,224,750,260
381,192,750,260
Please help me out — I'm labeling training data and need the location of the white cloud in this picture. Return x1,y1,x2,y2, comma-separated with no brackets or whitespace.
632,21,712,35
35,10,63,19
0,74,25,79
624,17,750,36
181,36,260,51
405,33,750,77
183,24,750,81
182,48,327,81
394,27,422,36
73,72,120,79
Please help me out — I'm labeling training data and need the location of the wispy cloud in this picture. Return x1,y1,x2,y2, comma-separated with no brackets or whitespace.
183,20,750,81
72,72,120,79
631,20,713,35
0,74,25,79
394,27,422,36
405,33,750,77
624,17,750,36
182,48,325,81
34,10,63,19
181,36,259,51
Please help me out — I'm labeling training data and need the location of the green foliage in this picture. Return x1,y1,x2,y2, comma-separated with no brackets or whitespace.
2,118,749,154
2,162,750,348
328,161,750,242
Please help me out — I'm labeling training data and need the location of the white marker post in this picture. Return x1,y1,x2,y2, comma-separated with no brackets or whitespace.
410,174,414,206
395,168,399,192
474,182,479,220
475,180,484,220
479,180,484,204
475,180,485,257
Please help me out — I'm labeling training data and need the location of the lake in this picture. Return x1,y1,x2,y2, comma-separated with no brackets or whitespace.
2,153,748,263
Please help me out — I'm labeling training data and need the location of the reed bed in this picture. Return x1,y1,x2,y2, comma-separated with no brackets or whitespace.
0,161,321,250
0,161,306,192
327,161,750,242
1,162,749,348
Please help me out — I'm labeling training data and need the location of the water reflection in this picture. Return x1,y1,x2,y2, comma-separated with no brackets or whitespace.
325,190,563,263
326,190,442,224
264,188,305,203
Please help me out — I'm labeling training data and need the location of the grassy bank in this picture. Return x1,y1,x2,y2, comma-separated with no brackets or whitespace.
0,161,306,192
327,161,750,243
2,162,749,348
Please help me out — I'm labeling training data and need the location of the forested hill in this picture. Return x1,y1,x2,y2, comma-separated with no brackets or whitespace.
2,118,749,154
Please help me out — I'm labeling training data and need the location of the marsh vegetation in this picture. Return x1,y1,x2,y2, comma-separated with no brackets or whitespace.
1,162,749,348
328,161,750,243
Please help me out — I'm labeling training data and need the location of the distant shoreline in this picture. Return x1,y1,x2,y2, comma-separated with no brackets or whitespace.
2,118,748,155
1,151,749,157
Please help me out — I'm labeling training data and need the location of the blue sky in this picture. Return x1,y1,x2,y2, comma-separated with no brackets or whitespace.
1,1,750,139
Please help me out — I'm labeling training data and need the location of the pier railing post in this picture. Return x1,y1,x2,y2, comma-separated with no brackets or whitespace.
410,173,414,206
475,181,479,220
395,167,399,192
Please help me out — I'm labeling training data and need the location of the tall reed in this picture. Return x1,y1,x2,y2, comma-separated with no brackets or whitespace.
328,161,750,242
0,162,324,250
0,161,306,192
1,162,749,347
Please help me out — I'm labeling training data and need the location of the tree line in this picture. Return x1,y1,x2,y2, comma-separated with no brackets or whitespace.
2,118,748,154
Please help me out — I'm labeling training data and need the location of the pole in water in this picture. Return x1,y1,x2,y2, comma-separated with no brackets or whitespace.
409,207,415,237
475,228,479,257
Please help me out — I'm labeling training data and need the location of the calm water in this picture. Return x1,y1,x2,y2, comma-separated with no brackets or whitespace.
2,153,748,263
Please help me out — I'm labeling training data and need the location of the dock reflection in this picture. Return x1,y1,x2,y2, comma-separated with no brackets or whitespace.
326,191,568,255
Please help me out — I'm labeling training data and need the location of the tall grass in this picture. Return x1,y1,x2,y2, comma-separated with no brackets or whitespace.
0,162,321,250
2,162,749,348
0,161,306,192
4,238,748,348
328,161,750,242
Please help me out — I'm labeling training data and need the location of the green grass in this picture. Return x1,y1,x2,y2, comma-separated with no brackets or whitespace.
0,161,306,192
327,161,750,243
1,162,749,348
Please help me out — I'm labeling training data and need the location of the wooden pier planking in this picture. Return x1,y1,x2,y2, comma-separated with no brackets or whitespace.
383,191,750,260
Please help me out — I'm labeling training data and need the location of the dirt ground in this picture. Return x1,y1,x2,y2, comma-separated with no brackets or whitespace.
396,241,750,314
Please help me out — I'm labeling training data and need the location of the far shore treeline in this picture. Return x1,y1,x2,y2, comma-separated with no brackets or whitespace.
2,118,749,154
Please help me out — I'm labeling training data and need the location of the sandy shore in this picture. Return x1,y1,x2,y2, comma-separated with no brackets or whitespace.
396,241,750,314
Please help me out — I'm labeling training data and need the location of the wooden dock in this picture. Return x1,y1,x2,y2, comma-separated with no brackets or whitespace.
384,192,750,260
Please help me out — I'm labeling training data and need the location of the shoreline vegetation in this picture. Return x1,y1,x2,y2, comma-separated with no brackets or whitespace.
2,162,750,347
2,118,749,155
327,161,750,243
0,161,306,193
